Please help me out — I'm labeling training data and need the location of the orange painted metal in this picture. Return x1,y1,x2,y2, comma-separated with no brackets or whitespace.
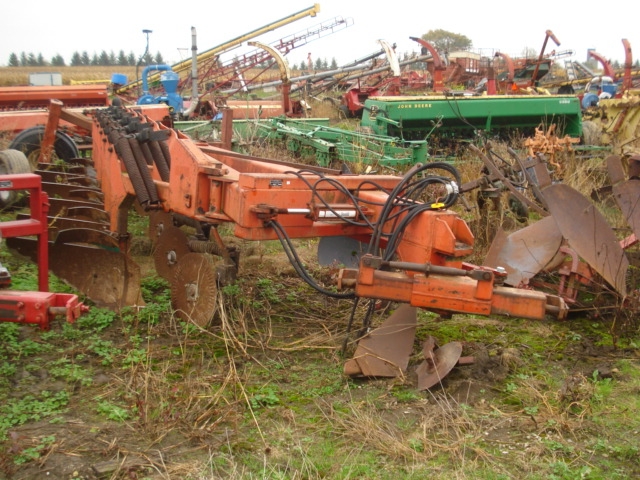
0,85,110,110
340,255,551,320
410,37,445,92
39,99,63,164
0,109,83,134
89,106,567,321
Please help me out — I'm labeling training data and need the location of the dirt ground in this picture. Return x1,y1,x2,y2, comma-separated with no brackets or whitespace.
1,227,640,479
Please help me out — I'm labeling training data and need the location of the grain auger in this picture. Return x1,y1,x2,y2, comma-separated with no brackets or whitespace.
8,105,569,387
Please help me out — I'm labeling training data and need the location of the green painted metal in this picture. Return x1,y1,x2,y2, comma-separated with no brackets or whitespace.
173,117,331,143
254,117,429,169
360,94,583,140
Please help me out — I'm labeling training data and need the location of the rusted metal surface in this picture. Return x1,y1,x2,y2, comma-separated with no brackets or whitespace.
39,100,64,164
410,37,445,92
41,181,103,201
5,105,585,383
171,252,218,327
153,225,191,281
16,213,108,235
523,125,580,175
7,228,143,309
484,216,563,287
3,152,143,309
608,154,640,239
35,170,94,185
89,106,567,324
344,305,417,377
468,144,548,217
0,172,89,329
416,340,463,391
529,30,560,88
543,183,629,296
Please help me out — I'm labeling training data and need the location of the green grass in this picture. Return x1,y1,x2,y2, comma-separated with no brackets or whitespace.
1,240,639,478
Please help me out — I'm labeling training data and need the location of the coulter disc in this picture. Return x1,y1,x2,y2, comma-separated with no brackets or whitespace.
153,225,191,281
416,341,463,391
148,210,174,249
171,252,218,327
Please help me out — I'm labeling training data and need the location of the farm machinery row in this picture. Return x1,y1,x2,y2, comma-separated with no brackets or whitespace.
2,98,639,387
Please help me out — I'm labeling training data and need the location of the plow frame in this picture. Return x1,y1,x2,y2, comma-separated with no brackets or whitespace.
86,105,566,322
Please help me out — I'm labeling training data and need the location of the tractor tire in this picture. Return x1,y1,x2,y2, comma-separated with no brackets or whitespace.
339,104,351,119
557,85,575,95
322,97,338,107
9,126,79,168
0,149,31,208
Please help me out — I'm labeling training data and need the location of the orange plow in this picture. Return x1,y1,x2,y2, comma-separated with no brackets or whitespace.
9,104,639,389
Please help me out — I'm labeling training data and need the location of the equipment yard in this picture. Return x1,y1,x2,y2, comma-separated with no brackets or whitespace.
1,4,640,479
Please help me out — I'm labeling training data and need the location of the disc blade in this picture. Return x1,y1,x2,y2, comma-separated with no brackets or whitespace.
15,214,109,238
42,182,103,203
153,226,191,281
171,252,218,327
416,341,463,390
6,232,144,309
48,197,108,215
148,210,174,249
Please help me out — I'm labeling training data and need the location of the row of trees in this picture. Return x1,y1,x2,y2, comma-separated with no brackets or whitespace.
7,51,165,68
7,50,340,72
293,57,338,71
2,30,466,69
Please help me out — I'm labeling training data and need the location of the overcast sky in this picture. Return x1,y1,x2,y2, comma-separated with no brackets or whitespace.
2,1,638,70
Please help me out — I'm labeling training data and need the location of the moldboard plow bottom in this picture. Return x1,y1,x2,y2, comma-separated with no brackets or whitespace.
5,157,144,310
6,229,144,310
482,154,640,319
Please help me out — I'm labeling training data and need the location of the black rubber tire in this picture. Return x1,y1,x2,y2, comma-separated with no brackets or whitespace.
9,126,79,168
339,104,352,119
557,85,575,95
0,149,31,208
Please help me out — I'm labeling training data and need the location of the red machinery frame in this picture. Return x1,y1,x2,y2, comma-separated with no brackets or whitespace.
0,173,87,329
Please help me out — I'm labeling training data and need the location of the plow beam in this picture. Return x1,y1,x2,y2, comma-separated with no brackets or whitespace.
339,255,567,320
